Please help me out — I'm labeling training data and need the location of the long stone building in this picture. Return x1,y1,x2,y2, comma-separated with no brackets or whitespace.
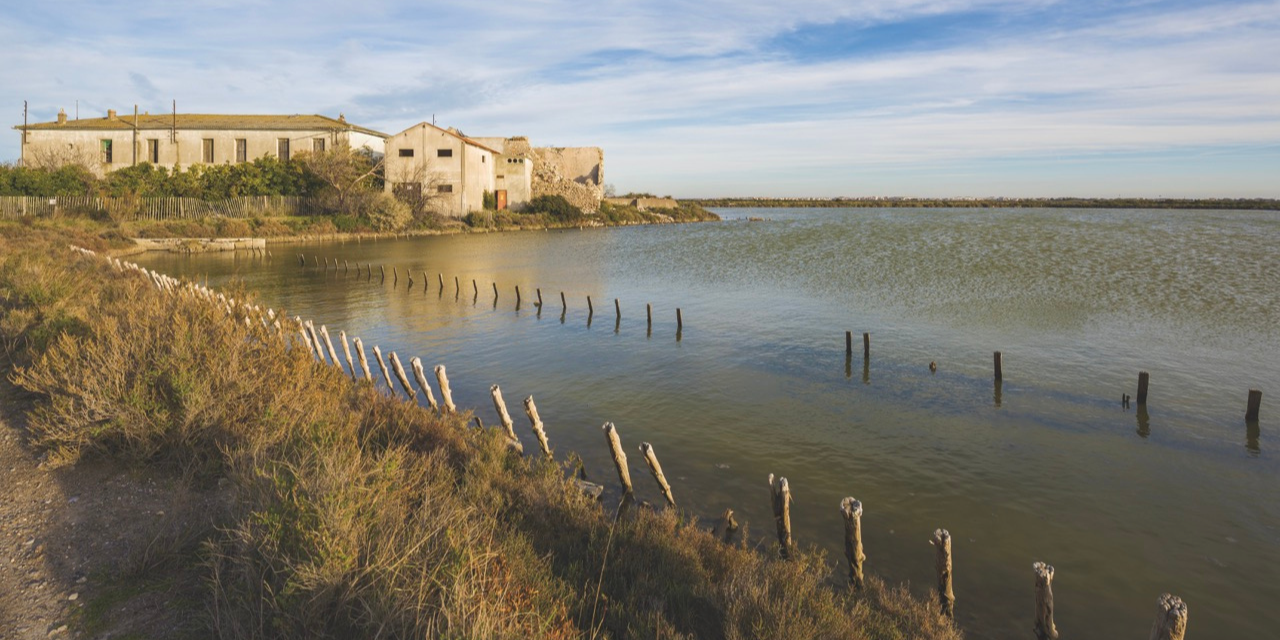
14,108,605,217
14,109,386,176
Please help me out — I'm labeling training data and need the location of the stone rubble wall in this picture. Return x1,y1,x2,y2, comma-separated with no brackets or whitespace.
531,147,604,213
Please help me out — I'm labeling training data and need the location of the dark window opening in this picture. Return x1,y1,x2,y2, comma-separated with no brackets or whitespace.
202,138,214,163
100,139,113,164
147,139,159,163
437,148,453,157
235,139,247,163
277,138,290,161
398,148,415,157
438,184,453,193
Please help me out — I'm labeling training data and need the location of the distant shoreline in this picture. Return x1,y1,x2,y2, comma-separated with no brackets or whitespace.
686,197,1280,211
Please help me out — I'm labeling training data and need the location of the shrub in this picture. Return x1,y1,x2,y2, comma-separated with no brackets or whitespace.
524,195,582,221
362,192,412,231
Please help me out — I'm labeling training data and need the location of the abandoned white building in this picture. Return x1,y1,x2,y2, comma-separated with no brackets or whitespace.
14,109,386,176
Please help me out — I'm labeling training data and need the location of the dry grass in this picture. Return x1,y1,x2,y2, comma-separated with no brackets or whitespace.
0,222,961,640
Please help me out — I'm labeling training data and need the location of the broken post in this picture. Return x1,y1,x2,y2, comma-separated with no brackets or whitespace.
373,345,395,392
352,338,373,382
523,396,552,457
639,443,675,507
713,508,739,544
473,279,478,296
1033,562,1059,640
602,422,633,495
846,331,853,356
769,474,792,559
615,298,621,321
1138,371,1150,404
298,325,315,356
561,291,567,311
434,365,456,413
516,285,522,306
339,331,355,379
305,321,327,364
389,352,417,401
840,497,865,590
677,308,683,331
492,281,498,300
931,529,955,618
489,385,521,450
536,288,543,307
454,275,459,295
409,357,439,411
1246,389,1262,421
1149,593,1188,640
380,264,385,281
587,296,594,316
647,303,652,330
393,266,399,284
439,273,445,290
995,351,1003,380
863,332,870,358
319,326,341,371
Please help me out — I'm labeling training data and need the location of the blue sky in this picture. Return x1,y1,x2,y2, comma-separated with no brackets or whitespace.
3,0,1279,197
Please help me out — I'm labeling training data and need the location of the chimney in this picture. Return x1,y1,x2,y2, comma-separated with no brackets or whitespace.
107,109,117,119
338,113,346,123
57,109,67,125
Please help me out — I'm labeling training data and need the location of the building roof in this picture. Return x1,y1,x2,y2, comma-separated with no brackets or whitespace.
392,122,501,154
15,113,388,138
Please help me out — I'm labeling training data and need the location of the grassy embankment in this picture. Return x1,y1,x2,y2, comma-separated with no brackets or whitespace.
0,221,956,639
689,196,1280,210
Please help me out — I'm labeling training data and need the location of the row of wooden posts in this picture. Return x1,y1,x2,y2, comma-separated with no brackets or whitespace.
299,253,685,333
75,245,1193,639
845,330,1264,426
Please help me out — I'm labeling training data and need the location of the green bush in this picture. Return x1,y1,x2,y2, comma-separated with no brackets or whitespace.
524,194,582,221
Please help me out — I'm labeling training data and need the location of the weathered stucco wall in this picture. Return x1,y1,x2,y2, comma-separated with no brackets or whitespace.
531,147,604,212
384,123,495,218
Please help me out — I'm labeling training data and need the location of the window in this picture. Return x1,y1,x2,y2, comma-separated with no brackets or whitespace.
437,184,453,193
235,139,247,163
398,148,414,157
147,139,159,163
277,138,290,161
313,138,325,152
100,139,113,164
437,148,453,157
481,155,486,163
202,138,215,163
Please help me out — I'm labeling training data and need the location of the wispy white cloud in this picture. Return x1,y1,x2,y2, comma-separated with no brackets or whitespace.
2,0,1278,196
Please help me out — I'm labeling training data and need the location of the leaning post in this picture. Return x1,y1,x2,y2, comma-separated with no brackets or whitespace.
1033,562,1059,639
931,529,955,619
602,423,633,496
639,443,675,507
769,474,792,559
840,497,865,590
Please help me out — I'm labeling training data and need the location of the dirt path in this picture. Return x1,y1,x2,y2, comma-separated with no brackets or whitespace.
1,381,225,639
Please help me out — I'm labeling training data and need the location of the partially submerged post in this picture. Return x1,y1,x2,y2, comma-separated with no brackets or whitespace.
490,385,522,450
639,443,675,507
614,298,621,322
769,474,792,558
439,273,445,290
677,308,683,331
409,357,439,411
1033,562,1059,640
840,497,865,590
1138,371,1151,405
1149,593,1188,640
602,422,633,495
846,331,853,356
863,332,870,358
492,282,499,300
372,345,395,392
1246,389,1262,421
523,396,552,457
318,326,341,371
380,264,386,281
714,508,739,544
587,296,594,317
647,303,652,330
454,275,460,295
339,331,355,379
434,365,457,413
994,351,1003,380
561,291,567,312
352,337,373,381
536,288,543,308
389,352,417,400
393,266,398,285
516,285,522,306
931,529,955,619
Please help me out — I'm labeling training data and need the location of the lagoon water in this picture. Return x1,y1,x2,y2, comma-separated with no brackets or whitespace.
137,207,1279,639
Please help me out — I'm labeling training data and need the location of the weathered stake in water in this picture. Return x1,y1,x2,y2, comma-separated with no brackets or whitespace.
490,385,523,453
409,357,439,410
523,396,552,457
994,351,1003,380
434,365,456,413
389,352,416,400
769,474,792,559
603,422,632,495
1138,371,1151,404
372,345,395,393
1033,562,1059,640
1150,594,1188,640
339,330,355,380
639,442,675,507
352,337,373,381
1246,389,1262,421
840,497,865,590
932,529,955,619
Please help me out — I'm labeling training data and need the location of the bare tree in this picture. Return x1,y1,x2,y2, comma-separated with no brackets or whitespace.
295,143,384,214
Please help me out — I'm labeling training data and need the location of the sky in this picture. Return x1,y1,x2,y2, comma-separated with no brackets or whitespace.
3,0,1279,198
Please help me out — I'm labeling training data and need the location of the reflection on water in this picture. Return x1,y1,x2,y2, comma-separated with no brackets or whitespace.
137,208,1279,639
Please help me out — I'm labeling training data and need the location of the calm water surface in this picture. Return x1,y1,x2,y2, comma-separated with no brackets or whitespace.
137,208,1279,639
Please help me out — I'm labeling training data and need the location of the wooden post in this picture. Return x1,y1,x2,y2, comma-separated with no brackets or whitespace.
380,264,386,281
318,325,341,370
1033,562,1059,640
639,442,675,507
676,308,683,331
713,508,739,544
523,396,552,457
846,331,853,356
602,422,633,495
587,296,594,316
769,474,792,559
1138,371,1150,404
931,529,955,618
840,497,865,590
344,259,349,273
393,266,398,284
492,282,499,299
434,365,456,413
389,352,417,400
614,298,621,321
647,303,652,329
410,357,439,411
516,285,522,306
863,332,870,358
298,325,315,357
561,291,567,311
490,385,521,446
994,351,1003,380
536,288,543,307
305,321,327,363
298,253,304,266
339,331,355,379
1149,593,1188,640
373,345,395,392
352,337,373,381
1246,389,1262,421
473,279,478,296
